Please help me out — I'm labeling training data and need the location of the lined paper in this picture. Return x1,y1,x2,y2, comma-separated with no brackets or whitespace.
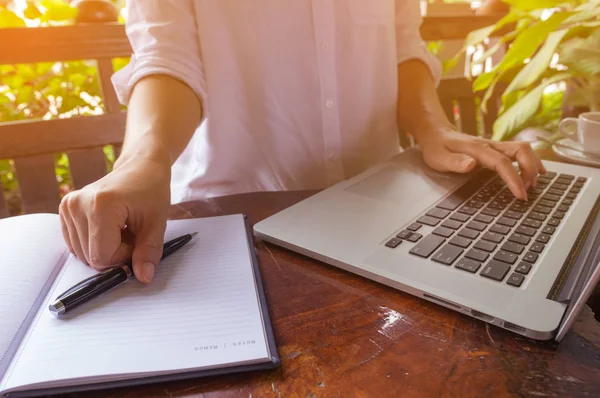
0,214,67,380
3,215,270,393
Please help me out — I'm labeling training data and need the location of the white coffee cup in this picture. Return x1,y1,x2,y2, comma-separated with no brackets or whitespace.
559,112,600,156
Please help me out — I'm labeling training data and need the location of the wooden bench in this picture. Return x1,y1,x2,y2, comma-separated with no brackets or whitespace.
0,15,504,218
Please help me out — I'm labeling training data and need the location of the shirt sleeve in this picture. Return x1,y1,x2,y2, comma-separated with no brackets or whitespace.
111,0,207,115
394,0,443,86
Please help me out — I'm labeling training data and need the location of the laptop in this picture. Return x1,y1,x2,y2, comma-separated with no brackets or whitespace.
253,147,600,341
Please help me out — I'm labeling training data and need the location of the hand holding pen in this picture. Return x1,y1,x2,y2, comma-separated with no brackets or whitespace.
49,232,197,317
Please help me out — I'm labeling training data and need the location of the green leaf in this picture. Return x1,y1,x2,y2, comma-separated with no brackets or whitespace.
502,0,572,11
493,72,571,141
473,70,497,92
39,0,77,22
0,8,26,27
500,12,573,71
503,28,569,97
16,85,34,104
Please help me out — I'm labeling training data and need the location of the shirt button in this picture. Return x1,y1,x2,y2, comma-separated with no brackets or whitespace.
326,100,334,108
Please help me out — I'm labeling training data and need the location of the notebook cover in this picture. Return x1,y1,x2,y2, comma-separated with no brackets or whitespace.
4,214,280,398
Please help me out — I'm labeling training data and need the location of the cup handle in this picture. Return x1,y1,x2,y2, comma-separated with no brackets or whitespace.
559,118,578,138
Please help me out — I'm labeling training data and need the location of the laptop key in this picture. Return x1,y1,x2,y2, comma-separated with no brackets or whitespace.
450,213,470,223
574,181,584,188
385,238,402,248
427,208,451,219
459,206,478,216
515,225,536,237
458,228,479,239
409,235,445,258
528,212,547,221
442,219,463,230
538,199,557,208
497,217,517,227
548,218,560,227
552,211,565,220
449,236,472,248
474,214,494,224
407,223,422,231
562,199,573,206
466,221,487,231
474,240,497,252
576,176,586,182
417,216,440,227
548,189,564,196
397,230,412,239
536,234,551,244
466,200,485,209
482,231,503,244
515,262,532,275
465,249,489,262
545,172,557,178
557,204,569,212
406,233,423,243
543,193,561,202
493,250,518,265
522,218,542,229
523,251,538,264
551,183,569,191
501,241,525,255
559,174,575,180
570,187,581,194
533,205,553,215
455,258,481,273
566,192,577,199
433,226,454,238
530,242,545,253
481,260,511,281
508,233,530,245
482,207,501,217
542,225,556,235
436,176,489,211
490,224,510,235
504,211,524,220
432,244,463,266
506,273,525,287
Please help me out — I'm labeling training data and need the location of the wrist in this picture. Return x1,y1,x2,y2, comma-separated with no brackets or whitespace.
113,141,172,172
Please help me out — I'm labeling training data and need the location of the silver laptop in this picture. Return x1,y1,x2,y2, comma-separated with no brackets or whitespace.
253,147,600,341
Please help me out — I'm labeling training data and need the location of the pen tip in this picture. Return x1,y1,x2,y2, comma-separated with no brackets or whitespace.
190,232,198,239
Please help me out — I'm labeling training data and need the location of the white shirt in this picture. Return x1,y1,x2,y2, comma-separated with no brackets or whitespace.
111,0,442,204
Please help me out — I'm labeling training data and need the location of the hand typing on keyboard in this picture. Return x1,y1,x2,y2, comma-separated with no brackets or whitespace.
415,129,546,201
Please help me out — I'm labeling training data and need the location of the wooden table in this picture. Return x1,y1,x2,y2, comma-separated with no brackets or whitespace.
72,189,600,398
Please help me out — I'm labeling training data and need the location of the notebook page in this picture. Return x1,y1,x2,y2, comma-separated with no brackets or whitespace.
3,215,270,392
0,214,67,379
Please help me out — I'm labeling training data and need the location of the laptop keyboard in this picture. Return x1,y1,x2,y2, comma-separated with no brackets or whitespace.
385,169,587,288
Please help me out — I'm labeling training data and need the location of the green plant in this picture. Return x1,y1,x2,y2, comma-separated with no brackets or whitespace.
447,0,600,141
0,0,127,215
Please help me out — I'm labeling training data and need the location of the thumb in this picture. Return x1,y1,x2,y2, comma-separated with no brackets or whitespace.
425,148,476,174
131,222,166,284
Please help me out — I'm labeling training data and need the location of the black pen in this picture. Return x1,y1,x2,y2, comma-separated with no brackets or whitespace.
49,232,198,317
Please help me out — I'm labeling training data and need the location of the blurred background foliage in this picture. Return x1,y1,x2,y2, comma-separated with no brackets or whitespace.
0,0,127,209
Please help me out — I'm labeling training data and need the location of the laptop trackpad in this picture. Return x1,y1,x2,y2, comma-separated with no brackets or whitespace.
345,164,462,204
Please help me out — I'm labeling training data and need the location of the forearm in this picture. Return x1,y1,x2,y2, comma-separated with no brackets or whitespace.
396,59,453,144
115,74,202,169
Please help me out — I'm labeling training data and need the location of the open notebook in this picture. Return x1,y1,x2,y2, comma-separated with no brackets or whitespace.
0,213,279,397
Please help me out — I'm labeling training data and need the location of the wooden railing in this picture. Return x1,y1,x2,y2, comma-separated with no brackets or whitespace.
0,14,505,218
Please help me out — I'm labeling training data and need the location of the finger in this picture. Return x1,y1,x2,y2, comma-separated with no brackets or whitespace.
72,214,92,266
492,142,539,192
59,200,74,255
61,205,88,265
450,140,527,200
422,145,477,173
131,219,167,284
88,209,131,270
